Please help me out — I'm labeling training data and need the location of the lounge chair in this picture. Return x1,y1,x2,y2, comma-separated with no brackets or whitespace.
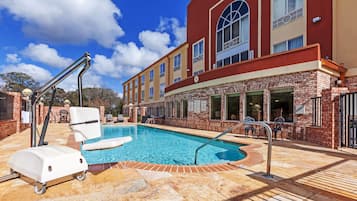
69,107,132,151
117,114,124,123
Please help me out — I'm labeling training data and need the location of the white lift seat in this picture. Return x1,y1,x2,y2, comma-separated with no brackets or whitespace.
69,107,132,151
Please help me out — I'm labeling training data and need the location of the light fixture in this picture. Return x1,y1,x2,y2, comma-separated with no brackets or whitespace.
64,99,71,105
312,16,321,23
22,88,33,97
274,99,280,103
335,79,343,86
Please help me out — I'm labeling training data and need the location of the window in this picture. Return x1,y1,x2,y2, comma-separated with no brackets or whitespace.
135,79,138,88
160,83,165,97
273,0,303,28
134,92,138,102
174,77,181,83
216,1,250,67
160,63,165,77
193,40,204,62
176,101,181,118
141,75,145,85
273,0,303,20
226,94,240,121
273,36,303,53
141,90,145,101
129,83,132,90
271,89,293,122
217,1,249,53
246,92,263,121
193,70,204,76
174,54,181,71
149,87,154,99
183,100,188,118
211,95,222,120
150,70,154,81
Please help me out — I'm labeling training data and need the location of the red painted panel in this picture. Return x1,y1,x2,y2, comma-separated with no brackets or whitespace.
307,0,332,58
166,44,321,93
261,0,271,56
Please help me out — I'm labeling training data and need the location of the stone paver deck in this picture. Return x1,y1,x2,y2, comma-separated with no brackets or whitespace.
0,123,356,201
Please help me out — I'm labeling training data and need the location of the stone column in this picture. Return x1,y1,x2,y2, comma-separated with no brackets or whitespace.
240,92,246,121
263,89,270,122
133,107,138,123
99,106,105,123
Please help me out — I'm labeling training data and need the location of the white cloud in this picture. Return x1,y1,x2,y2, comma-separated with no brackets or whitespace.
0,0,124,47
1,63,52,83
22,43,73,68
58,70,103,91
139,31,174,55
158,17,187,45
6,53,21,63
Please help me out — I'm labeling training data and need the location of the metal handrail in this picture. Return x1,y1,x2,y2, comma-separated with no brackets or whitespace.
194,121,273,177
30,52,91,147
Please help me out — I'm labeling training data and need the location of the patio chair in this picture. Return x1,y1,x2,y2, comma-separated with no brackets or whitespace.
70,107,132,151
244,116,256,137
273,116,285,139
116,114,124,123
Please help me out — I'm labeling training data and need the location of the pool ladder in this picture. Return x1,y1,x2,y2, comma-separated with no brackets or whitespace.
193,121,273,178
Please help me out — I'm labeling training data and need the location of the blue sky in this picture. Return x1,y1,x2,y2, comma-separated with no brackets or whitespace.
0,0,190,97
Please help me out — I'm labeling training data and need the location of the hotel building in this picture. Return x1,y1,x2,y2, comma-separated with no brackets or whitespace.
123,0,357,148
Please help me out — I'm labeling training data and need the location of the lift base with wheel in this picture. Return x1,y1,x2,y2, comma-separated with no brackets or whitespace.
8,145,88,194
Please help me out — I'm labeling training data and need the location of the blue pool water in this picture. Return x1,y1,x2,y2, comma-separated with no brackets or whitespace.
82,125,246,165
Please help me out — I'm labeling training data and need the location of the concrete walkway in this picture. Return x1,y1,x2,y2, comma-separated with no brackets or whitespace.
0,123,356,201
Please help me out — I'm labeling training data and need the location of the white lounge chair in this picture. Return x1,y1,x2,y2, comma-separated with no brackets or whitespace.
69,107,132,151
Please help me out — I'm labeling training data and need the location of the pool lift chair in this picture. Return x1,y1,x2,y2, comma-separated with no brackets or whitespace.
0,52,130,195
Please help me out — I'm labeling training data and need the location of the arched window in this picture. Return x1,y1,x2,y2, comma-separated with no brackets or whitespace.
216,1,250,68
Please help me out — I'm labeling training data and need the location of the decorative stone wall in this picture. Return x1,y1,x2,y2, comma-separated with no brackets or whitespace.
164,70,335,139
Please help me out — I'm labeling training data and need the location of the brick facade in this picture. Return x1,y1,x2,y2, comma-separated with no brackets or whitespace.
164,70,335,140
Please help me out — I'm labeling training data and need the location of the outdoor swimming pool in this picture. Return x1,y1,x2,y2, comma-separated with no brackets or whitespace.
82,125,246,165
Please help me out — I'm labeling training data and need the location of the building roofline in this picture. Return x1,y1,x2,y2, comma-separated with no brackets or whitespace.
122,42,188,85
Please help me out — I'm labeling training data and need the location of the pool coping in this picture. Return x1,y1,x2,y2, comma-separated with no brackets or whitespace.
67,124,264,173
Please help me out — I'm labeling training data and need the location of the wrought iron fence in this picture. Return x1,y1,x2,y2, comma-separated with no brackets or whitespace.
0,92,14,121
311,97,322,127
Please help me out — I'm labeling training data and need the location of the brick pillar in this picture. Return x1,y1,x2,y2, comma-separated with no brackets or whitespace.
9,92,21,133
321,87,349,148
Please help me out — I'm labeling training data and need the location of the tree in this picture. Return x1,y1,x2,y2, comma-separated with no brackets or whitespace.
66,87,123,115
0,72,40,92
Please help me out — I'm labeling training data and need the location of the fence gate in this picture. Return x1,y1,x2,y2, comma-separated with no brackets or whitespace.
340,93,357,148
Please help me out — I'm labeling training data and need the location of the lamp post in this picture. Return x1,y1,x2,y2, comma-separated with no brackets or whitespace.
21,88,33,125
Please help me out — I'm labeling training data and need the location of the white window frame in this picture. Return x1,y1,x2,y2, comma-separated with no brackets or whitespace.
174,54,181,71
216,1,250,67
149,70,154,81
149,87,154,99
141,90,145,101
273,35,303,53
159,83,165,97
160,63,165,77
192,39,204,63
174,77,182,83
